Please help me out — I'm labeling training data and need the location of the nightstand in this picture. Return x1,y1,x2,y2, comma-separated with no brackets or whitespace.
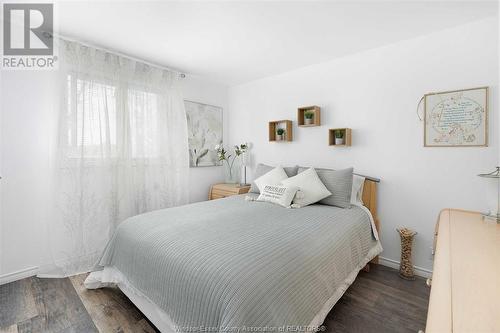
208,183,251,200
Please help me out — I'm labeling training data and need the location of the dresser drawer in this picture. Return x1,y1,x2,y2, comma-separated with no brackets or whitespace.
210,192,227,200
212,188,239,197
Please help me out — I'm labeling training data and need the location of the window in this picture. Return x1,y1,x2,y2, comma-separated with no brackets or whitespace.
128,89,160,158
64,74,161,159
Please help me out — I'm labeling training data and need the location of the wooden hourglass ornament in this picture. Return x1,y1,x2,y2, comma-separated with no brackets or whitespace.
397,228,417,280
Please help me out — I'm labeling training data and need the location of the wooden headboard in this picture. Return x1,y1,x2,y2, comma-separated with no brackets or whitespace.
361,178,380,264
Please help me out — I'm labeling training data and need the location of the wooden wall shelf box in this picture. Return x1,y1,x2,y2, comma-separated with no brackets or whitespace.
297,106,321,127
329,128,352,146
269,120,293,142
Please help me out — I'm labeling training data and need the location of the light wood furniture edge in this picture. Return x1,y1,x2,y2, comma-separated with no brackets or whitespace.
208,183,251,200
362,179,379,265
425,208,452,333
426,208,500,333
268,120,293,142
297,106,321,127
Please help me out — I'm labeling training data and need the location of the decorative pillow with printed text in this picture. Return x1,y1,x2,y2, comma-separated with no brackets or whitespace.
256,184,300,208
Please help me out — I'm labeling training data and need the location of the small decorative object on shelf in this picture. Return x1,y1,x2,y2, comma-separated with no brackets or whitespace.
397,227,417,280
276,128,285,141
297,106,321,127
329,128,352,146
335,130,344,145
478,166,500,223
216,143,248,184
269,120,293,142
304,111,314,125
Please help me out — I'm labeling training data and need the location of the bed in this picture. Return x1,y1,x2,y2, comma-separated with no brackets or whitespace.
85,178,382,332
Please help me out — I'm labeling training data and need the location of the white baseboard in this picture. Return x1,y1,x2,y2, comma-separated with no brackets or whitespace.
0,266,39,285
378,257,432,278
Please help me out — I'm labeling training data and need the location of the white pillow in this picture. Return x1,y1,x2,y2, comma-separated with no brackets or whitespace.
280,168,331,207
351,175,365,205
254,166,289,193
256,184,299,208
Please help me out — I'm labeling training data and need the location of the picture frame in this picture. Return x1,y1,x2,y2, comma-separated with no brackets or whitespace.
424,86,488,147
185,100,223,167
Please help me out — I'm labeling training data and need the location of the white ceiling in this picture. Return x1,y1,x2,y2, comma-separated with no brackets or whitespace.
57,1,498,85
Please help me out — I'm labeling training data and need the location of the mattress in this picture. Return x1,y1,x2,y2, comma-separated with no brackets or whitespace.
85,194,382,332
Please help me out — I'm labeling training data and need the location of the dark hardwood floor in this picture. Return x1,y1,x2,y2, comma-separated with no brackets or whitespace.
324,265,429,333
0,264,429,333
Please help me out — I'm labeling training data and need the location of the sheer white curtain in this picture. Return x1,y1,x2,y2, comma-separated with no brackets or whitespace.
39,40,189,277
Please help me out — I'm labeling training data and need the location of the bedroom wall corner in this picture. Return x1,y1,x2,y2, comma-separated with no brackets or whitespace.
0,71,229,281
227,16,499,273
0,70,55,279
179,75,229,203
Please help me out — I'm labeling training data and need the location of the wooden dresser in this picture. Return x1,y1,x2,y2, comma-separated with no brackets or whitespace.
426,209,500,332
208,183,251,200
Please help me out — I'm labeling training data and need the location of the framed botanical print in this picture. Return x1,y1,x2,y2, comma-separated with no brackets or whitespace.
185,100,223,167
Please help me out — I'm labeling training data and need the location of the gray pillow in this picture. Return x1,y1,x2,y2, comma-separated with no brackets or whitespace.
249,164,299,193
298,167,353,208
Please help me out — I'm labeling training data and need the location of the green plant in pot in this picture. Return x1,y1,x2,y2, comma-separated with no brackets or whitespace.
335,130,345,145
304,111,315,125
276,128,286,141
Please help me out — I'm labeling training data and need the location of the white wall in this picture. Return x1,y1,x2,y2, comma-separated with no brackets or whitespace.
0,71,227,280
228,17,499,272
0,70,54,281
180,76,229,203
1,15,497,282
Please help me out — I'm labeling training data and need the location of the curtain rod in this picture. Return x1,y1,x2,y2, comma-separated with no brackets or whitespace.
54,33,186,78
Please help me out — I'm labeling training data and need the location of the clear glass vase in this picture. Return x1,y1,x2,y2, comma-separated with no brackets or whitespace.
224,159,241,184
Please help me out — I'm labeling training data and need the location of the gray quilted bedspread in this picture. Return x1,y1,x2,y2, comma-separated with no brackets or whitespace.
96,194,381,331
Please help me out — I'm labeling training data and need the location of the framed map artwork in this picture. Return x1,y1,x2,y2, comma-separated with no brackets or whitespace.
424,87,488,147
